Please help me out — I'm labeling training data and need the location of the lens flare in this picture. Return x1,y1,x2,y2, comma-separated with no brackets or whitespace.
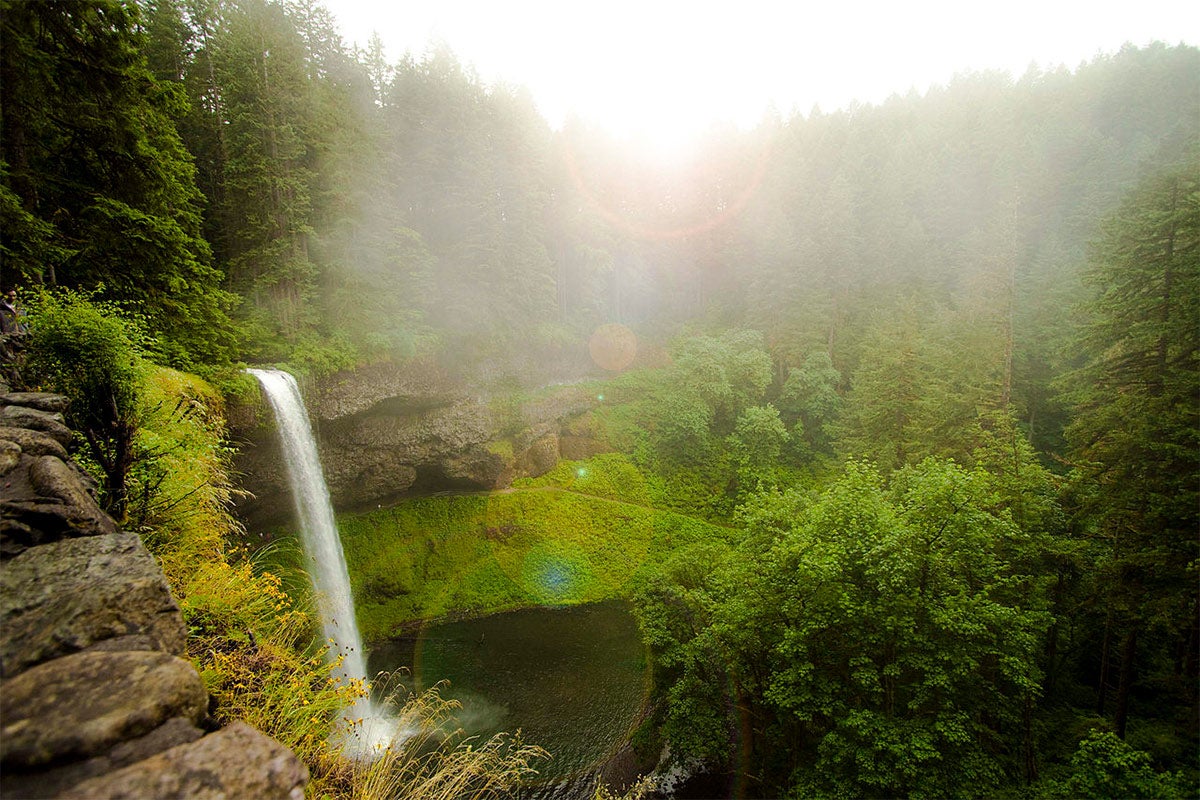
589,323,638,371
520,546,590,604
560,133,774,242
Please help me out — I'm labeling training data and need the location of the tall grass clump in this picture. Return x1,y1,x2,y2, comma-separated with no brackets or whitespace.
350,682,548,800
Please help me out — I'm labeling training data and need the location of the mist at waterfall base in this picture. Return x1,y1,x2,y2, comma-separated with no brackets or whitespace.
247,368,403,757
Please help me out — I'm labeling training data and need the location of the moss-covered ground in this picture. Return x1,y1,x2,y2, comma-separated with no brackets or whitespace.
329,454,735,642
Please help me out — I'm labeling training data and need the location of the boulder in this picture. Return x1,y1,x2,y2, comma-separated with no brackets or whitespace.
515,431,560,479
0,717,203,800
0,392,70,413
0,439,19,474
0,532,186,677
59,722,309,800
0,650,207,768
27,455,113,533
441,445,508,489
328,460,418,510
0,425,70,460
1,496,117,550
0,406,73,446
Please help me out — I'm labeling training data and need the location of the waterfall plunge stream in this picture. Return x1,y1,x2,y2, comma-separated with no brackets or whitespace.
247,368,399,756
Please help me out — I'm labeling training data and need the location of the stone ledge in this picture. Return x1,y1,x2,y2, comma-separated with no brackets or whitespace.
58,722,308,800
0,531,186,678
1,650,208,769
0,392,309,798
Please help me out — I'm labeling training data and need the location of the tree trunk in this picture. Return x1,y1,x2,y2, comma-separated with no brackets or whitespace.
1096,614,1112,716
1023,694,1038,783
1114,627,1138,738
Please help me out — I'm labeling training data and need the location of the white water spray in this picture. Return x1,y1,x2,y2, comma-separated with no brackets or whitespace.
247,368,399,756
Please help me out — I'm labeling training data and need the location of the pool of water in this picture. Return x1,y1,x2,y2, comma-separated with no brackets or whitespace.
367,602,649,795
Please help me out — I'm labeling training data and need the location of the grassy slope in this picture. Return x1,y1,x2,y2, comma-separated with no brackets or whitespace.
335,455,734,641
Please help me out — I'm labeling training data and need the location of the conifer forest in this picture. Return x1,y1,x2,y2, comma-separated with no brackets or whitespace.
1,1,1197,798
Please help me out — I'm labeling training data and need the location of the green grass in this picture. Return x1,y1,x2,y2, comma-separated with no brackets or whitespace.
334,456,735,641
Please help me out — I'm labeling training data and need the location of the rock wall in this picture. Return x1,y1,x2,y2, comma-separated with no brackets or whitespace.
232,361,610,529
0,392,308,799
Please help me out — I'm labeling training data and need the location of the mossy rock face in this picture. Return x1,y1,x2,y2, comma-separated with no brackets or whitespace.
337,456,734,641
515,431,559,479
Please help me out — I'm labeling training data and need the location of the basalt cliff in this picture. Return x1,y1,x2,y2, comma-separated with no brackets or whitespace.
230,360,610,529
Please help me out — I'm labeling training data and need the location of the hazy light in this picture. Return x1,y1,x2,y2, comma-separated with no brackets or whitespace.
322,0,1195,152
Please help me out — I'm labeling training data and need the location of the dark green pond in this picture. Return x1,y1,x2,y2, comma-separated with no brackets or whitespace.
367,602,649,792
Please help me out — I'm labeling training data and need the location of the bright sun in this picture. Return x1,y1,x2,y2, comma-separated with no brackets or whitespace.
323,0,1198,165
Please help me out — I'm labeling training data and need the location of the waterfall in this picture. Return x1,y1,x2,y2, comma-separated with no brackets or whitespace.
247,368,397,756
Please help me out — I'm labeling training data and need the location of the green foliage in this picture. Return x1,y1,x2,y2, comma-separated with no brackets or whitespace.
779,350,843,453
585,330,782,517
668,330,772,430
835,299,930,471
1038,731,1189,799
23,290,146,515
0,0,238,366
631,541,736,764
1057,157,1199,738
636,459,1052,796
728,404,790,478
4,12,1197,795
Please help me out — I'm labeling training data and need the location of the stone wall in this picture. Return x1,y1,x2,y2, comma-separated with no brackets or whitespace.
0,392,308,799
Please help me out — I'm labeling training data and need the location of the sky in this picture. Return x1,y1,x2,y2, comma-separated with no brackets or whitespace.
322,0,1197,155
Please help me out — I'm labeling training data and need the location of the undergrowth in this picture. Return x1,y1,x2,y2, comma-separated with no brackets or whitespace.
133,365,545,798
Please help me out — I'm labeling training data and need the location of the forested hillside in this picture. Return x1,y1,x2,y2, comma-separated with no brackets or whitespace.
4,1,1195,384
1,1,1196,798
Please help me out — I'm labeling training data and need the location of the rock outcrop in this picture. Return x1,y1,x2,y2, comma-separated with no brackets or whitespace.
0,392,308,799
232,361,609,528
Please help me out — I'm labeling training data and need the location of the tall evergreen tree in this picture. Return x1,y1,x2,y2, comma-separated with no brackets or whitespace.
1061,154,1199,737
0,0,236,366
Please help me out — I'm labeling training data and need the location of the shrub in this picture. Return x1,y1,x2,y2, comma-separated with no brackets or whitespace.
23,289,145,517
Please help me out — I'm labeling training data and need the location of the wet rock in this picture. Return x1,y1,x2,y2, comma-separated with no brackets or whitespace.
1,404,65,425
0,718,204,800
0,425,70,459
329,459,418,510
0,439,19,474
231,362,603,526
0,392,70,413
309,359,455,421
60,721,309,800
442,445,508,489
0,517,35,558
0,498,114,545
0,650,207,769
0,532,186,678
0,406,73,446
515,431,560,479
28,455,112,533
